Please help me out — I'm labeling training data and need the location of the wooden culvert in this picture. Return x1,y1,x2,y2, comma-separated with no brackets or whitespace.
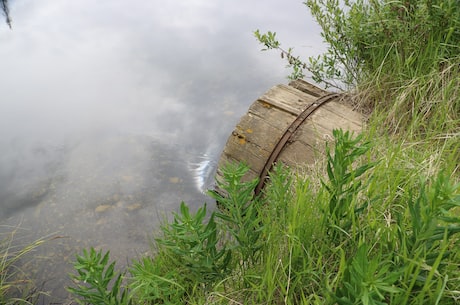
215,79,364,197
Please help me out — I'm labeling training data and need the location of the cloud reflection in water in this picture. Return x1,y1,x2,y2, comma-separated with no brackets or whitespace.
0,0,324,301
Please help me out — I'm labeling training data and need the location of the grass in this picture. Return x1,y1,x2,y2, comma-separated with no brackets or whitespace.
355,58,460,142
66,126,460,304
2,0,458,303
0,225,52,304
66,0,459,302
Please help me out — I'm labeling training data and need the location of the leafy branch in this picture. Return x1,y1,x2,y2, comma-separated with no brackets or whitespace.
254,30,343,90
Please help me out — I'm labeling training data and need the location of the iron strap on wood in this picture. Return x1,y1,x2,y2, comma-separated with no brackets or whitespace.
254,93,340,196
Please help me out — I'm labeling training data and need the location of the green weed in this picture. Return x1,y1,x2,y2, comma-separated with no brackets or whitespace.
67,248,130,305
129,256,185,304
321,129,376,240
67,128,460,304
210,162,264,268
154,202,231,289
334,244,401,305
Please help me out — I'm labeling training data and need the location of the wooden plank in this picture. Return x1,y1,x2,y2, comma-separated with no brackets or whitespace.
321,101,364,127
259,85,317,115
278,140,320,166
290,119,334,152
221,134,271,175
288,79,327,97
309,104,362,133
233,113,285,153
248,101,297,132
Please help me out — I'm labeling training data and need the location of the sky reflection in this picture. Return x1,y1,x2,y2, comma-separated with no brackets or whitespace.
0,0,324,301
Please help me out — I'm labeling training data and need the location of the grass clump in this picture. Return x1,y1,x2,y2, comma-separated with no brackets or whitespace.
0,226,50,304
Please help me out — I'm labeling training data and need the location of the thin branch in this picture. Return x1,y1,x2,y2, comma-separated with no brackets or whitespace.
1,0,11,28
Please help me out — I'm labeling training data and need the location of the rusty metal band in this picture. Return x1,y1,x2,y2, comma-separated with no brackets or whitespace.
254,93,340,196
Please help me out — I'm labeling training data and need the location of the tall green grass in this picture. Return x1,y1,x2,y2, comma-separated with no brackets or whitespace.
210,132,459,305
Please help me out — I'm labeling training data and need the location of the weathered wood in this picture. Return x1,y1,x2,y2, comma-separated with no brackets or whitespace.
259,84,317,115
215,80,365,196
288,79,328,97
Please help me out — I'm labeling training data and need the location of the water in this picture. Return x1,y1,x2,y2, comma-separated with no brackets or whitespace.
0,0,324,302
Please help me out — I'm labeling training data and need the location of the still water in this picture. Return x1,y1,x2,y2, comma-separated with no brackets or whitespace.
0,0,323,302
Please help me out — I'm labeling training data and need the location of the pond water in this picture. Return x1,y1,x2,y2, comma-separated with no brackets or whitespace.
0,0,324,303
